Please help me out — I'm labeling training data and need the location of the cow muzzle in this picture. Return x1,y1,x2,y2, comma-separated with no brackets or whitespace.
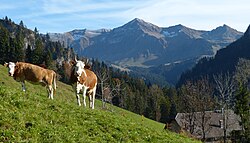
9,72,13,76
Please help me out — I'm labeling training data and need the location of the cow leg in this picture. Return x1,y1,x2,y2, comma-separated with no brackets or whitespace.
76,93,81,106
82,86,87,107
48,85,54,100
76,94,81,106
21,81,26,92
91,86,97,109
76,83,81,106
46,86,50,99
89,91,93,108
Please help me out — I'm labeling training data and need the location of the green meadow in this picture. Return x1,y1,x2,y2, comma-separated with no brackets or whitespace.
0,65,200,143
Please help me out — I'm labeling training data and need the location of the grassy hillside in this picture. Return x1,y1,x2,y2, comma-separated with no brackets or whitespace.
0,65,200,143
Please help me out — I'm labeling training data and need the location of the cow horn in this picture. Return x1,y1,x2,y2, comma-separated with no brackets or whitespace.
74,56,77,62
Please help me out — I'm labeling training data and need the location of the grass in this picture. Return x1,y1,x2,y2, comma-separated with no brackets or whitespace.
0,65,200,143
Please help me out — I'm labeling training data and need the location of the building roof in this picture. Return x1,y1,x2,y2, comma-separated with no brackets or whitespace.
175,110,242,139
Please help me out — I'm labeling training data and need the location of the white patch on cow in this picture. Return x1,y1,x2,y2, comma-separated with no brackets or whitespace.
8,62,16,76
75,82,89,107
76,82,84,93
82,85,88,107
74,60,86,77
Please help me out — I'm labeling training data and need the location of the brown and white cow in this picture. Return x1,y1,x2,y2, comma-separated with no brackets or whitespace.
63,58,97,109
5,62,56,99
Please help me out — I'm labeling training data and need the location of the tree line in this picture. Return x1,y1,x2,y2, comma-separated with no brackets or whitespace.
0,16,75,71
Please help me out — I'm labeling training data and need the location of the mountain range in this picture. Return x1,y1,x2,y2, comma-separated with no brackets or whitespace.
178,25,250,86
49,18,243,85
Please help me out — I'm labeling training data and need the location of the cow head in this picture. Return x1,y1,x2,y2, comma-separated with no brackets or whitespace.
74,59,86,77
6,62,16,76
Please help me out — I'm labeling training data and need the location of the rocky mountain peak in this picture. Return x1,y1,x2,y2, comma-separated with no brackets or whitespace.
125,18,152,27
202,24,242,42
167,24,186,31
116,18,161,33
163,24,204,39
213,24,235,33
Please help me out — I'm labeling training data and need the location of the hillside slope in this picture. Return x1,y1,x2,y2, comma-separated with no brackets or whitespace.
0,65,199,142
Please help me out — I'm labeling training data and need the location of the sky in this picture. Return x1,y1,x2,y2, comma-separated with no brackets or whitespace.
0,0,249,34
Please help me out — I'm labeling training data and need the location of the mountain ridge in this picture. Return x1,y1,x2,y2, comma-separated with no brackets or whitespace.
178,25,250,86
49,18,243,85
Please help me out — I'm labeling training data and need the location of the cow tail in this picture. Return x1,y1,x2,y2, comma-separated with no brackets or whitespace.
53,72,57,95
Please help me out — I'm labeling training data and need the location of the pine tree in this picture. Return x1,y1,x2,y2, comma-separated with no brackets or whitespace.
15,27,25,61
235,83,250,141
34,27,38,34
149,84,163,121
25,45,32,63
19,20,24,28
0,25,9,63
44,50,54,69
159,95,171,123
8,38,16,61
31,38,44,64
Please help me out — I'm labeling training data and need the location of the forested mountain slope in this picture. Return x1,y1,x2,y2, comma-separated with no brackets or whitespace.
178,25,250,86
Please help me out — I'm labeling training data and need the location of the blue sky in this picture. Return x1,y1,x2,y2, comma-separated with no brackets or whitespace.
1,0,249,33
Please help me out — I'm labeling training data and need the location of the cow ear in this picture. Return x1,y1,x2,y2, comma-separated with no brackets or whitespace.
84,65,91,69
15,63,19,68
3,62,8,67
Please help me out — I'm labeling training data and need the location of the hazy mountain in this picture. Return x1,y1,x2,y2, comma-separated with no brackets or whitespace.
49,18,243,85
49,29,110,54
178,25,250,86
202,24,243,49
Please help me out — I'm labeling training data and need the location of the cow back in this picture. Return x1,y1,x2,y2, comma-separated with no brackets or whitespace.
14,62,53,84
78,69,97,89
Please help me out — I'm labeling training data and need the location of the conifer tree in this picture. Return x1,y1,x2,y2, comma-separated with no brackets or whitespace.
235,83,250,141
15,28,25,61
0,25,9,63
44,50,54,69
31,38,44,64
25,45,32,63
19,20,24,28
